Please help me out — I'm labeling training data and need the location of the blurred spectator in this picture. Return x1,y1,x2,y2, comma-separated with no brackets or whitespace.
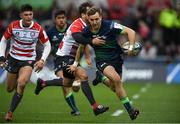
146,0,171,11
107,0,135,21
159,4,177,45
138,20,150,41
174,4,180,46
138,41,157,60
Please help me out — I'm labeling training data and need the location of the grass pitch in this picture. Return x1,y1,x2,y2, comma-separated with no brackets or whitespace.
0,82,180,123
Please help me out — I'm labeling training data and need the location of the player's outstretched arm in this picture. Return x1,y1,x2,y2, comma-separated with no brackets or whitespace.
0,36,8,67
34,41,51,72
66,44,85,73
72,32,105,46
0,36,8,58
121,27,136,56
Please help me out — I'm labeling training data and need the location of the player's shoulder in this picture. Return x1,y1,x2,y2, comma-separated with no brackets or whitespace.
71,18,85,27
102,20,113,25
102,20,113,28
33,21,44,30
10,20,19,25
8,20,20,28
105,20,124,30
83,25,90,33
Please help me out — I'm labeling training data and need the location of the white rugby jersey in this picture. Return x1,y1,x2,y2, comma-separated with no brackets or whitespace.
56,18,86,57
3,20,49,60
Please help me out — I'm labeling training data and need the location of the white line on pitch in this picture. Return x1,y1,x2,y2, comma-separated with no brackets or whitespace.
111,109,124,116
132,94,140,100
111,83,152,117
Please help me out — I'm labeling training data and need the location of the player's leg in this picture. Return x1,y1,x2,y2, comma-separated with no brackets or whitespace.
75,66,109,116
6,73,18,92
57,70,80,116
92,69,108,86
5,72,18,121
5,56,18,93
34,71,64,95
103,65,139,120
5,66,32,121
62,87,80,116
34,56,65,95
5,56,19,121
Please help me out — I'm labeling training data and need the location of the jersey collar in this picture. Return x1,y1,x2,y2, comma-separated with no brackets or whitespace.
20,19,34,29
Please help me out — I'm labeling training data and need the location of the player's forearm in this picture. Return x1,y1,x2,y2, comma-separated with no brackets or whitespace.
125,27,136,45
41,41,51,61
75,44,85,63
0,36,8,57
72,32,92,45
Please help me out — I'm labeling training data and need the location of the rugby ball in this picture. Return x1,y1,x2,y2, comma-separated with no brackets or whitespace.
121,41,142,55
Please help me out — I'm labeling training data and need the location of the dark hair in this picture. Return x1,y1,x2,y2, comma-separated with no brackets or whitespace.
20,4,33,13
79,2,93,14
54,10,66,18
86,6,102,16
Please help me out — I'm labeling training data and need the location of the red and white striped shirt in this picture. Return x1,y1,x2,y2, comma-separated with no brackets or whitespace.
56,18,86,57
3,20,49,60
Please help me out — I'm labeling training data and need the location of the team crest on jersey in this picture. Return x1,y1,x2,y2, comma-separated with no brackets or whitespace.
30,32,35,37
15,32,20,37
58,32,64,36
52,35,58,41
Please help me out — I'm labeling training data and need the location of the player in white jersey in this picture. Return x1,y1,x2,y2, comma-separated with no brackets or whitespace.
35,2,109,116
0,4,51,121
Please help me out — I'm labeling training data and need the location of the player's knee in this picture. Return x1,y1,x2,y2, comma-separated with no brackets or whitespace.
17,78,28,85
112,76,121,84
6,87,14,92
62,87,71,95
79,73,88,80
17,83,26,90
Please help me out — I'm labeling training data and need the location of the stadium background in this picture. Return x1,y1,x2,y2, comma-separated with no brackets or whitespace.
0,0,180,123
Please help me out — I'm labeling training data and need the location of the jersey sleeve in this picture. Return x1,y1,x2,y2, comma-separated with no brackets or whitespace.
3,22,13,40
82,28,90,37
70,21,83,33
112,22,124,34
39,27,49,44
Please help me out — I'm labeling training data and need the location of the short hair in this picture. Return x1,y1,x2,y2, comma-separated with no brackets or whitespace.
54,10,66,18
79,2,93,14
86,6,102,16
20,4,33,13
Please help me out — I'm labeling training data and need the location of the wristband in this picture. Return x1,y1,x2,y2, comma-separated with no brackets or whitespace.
39,59,45,64
73,61,78,67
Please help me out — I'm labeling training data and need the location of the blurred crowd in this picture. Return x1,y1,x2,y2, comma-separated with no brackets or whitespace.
0,0,179,62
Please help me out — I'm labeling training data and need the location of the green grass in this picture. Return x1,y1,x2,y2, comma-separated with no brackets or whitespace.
0,83,180,123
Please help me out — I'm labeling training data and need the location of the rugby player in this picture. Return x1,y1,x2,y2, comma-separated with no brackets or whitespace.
0,4,51,121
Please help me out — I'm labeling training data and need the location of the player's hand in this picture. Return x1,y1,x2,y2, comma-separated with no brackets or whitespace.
0,56,7,68
67,65,77,75
127,50,135,56
0,62,6,68
92,37,105,46
127,44,136,56
34,59,45,73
